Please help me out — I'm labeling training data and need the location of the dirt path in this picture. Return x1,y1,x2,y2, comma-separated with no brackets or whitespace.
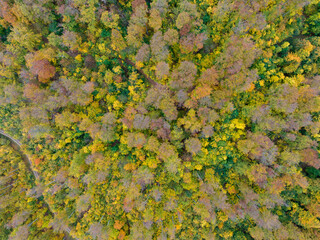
0,130,40,180
0,130,76,240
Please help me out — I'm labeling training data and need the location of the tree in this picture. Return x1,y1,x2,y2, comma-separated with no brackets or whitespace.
217,35,261,92
176,12,191,29
7,25,41,51
185,138,202,155
256,209,281,230
102,112,116,125
88,222,108,240
76,194,92,215
164,29,179,45
156,61,169,80
0,0,17,26
269,84,299,114
293,208,320,229
198,67,219,87
133,114,150,130
159,98,178,121
159,142,177,161
55,168,69,183
136,43,150,63
111,29,127,52
145,136,160,152
49,213,70,234
8,225,29,240
170,61,197,89
55,110,80,129
300,148,320,169
132,0,147,11
201,125,214,138
2,84,21,104
238,133,278,166
69,152,88,178
126,2,147,48
248,226,265,240
6,211,30,228
84,55,97,70
62,30,79,50
134,166,154,189
180,32,207,54
127,132,146,149
150,31,168,62
149,8,162,31
151,0,168,17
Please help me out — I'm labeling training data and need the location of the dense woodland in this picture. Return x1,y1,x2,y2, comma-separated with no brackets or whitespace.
0,137,62,239
1,0,320,239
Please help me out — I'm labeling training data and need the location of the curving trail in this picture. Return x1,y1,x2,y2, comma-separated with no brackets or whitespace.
0,130,76,240
0,130,40,180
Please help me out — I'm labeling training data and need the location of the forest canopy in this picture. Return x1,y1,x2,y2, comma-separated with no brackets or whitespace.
1,0,320,239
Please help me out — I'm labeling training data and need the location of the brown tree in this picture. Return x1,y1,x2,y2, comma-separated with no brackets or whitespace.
30,59,56,83
300,148,320,169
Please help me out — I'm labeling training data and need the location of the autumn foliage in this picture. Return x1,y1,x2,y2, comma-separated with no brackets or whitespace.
1,0,320,239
